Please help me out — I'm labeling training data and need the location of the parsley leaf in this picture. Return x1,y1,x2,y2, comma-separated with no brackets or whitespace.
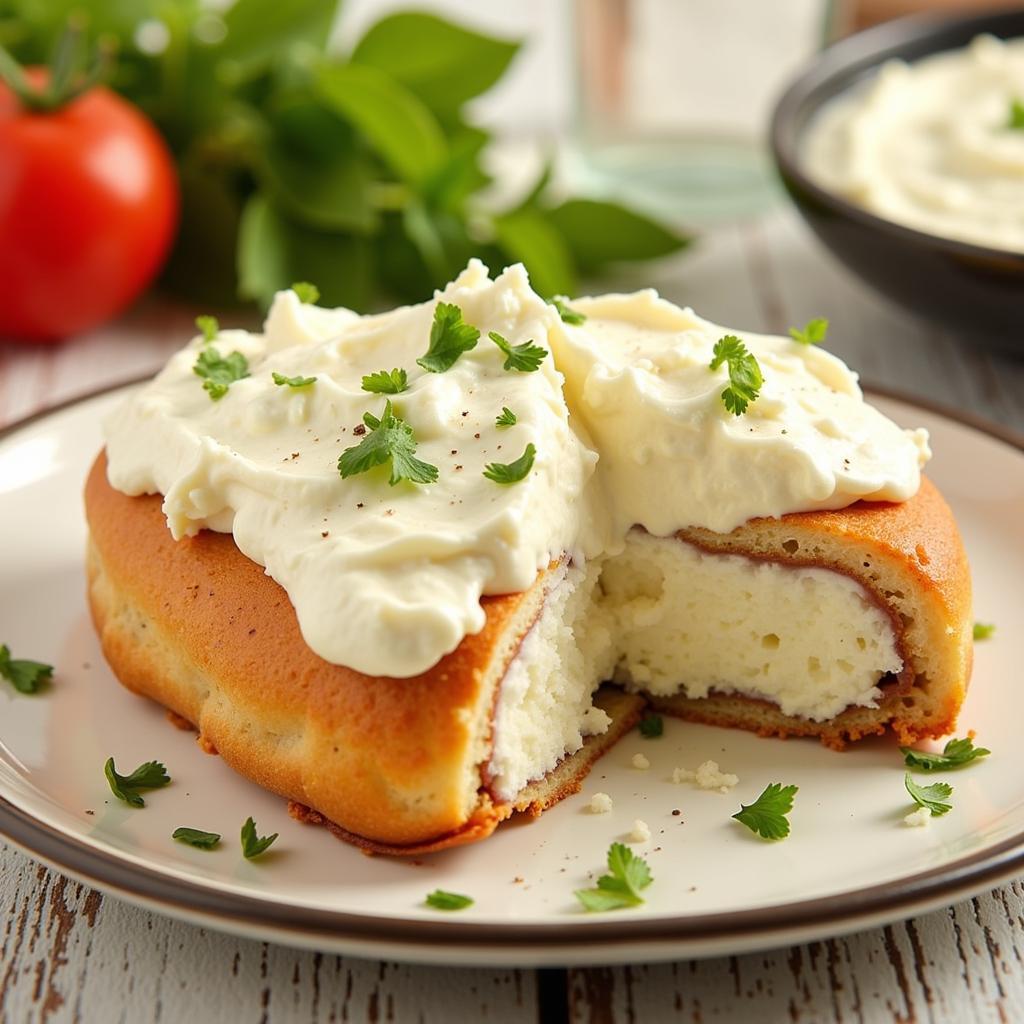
240,816,278,859
291,281,320,304
0,644,53,694
361,368,409,394
1008,98,1024,130
104,757,171,808
193,347,250,401
732,783,798,840
425,889,474,911
904,772,953,816
416,302,480,373
195,315,219,342
789,317,830,345
172,827,221,849
495,407,517,428
482,443,536,484
552,297,586,325
575,842,653,912
488,331,547,373
973,622,996,641
272,372,317,388
638,713,663,738
902,736,990,772
338,400,439,486
709,335,763,416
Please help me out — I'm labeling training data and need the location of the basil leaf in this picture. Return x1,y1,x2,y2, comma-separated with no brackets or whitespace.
351,12,520,115
316,63,448,186
493,207,576,298
548,199,689,273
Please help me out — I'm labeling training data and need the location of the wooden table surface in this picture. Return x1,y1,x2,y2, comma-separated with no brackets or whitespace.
1,208,1023,1023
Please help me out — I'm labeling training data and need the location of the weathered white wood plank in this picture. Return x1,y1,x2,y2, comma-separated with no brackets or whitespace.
0,844,540,1024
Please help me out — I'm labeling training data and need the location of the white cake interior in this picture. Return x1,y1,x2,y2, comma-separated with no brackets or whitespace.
489,532,902,801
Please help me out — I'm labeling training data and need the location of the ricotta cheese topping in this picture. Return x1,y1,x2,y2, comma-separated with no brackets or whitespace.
104,259,929,678
803,35,1024,252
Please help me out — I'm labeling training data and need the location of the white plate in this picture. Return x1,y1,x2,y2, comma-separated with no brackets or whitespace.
0,384,1021,967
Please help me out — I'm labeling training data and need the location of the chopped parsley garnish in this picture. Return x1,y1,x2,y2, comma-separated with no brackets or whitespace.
575,842,653,912
193,347,250,401
973,622,996,641
416,302,480,373
240,816,278,858
0,644,53,694
638,713,663,738
709,335,762,416
291,281,320,304
552,297,586,325
104,757,170,808
425,889,474,911
338,400,439,486
1008,98,1024,130
272,372,317,388
495,406,517,428
732,783,797,840
789,317,830,345
488,331,548,373
361,368,409,395
904,772,953,816
902,736,990,772
195,315,219,342
172,827,221,849
482,443,536,484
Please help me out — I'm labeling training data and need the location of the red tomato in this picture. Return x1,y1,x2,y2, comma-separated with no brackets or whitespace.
0,71,178,342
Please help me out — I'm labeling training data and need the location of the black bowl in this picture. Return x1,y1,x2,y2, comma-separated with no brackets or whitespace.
770,9,1024,347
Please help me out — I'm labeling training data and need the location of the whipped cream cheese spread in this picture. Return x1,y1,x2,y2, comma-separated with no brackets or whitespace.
104,260,929,678
803,35,1024,252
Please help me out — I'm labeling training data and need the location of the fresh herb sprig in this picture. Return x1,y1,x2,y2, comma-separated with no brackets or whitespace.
291,281,320,304
709,335,763,416
552,297,586,325
338,400,439,486
732,783,798,840
362,368,409,394
241,817,278,858
195,315,219,342
902,737,990,771
172,827,221,849
425,889,473,910
904,773,953,816
0,644,53,694
638,714,663,739
495,407,517,427
1008,98,1024,130
272,372,317,388
482,443,535,484
417,302,480,373
973,622,996,641
488,331,547,372
194,347,250,401
104,757,171,808
789,317,829,345
576,842,653,912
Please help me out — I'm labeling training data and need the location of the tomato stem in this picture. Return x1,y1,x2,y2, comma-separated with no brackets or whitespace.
0,17,115,113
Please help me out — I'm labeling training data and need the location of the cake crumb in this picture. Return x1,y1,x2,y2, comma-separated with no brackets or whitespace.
629,819,651,843
588,792,613,814
632,753,651,771
672,760,738,793
904,807,931,828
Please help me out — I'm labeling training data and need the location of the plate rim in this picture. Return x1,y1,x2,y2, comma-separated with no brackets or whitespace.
1,378,1022,960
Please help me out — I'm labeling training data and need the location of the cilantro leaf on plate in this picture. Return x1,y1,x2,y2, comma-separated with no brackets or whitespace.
732,782,798,840
638,713,663,738
172,827,221,849
241,816,278,859
425,889,474,910
416,302,480,373
973,622,995,641
0,644,53,694
902,736,990,772
488,331,547,373
904,772,953,816
104,757,171,808
361,368,408,394
575,842,653,912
